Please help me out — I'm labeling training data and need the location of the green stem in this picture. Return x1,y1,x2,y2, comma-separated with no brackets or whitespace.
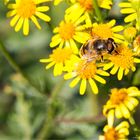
37,78,65,140
92,0,103,23
87,85,99,116
129,116,140,138
0,40,44,97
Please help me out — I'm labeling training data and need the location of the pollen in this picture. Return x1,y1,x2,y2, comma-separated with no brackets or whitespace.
92,24,113,39
77,0,93,11
59,22,75,40
76,61,97,79
16,0,36,18
104,128,118,140
110,88,128,105
109,44,134,69
50,48,73,63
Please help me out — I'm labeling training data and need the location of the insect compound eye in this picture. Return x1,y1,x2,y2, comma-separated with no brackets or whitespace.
107,38,114,43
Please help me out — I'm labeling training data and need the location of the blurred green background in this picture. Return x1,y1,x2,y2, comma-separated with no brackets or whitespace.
0,0,140,140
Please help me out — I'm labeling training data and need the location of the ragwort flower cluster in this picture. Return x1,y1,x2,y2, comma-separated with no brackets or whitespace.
3,0,140,139
40,0,140,95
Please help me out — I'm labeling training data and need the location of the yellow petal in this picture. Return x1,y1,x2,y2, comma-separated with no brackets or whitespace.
80,79,86,95
88,78,98,94
124,99,135,111
15,18,23,32
46,62,55,69
108,19,116,27
10,15,20,27
7,4,16,9
107,110,114,127
116,121,129,131
124,13,137,22
53,63,63,76
31,16,41,29
118,128,129,135
23,18,29,35
112,26,124,32
50,35,62,47
7,10,17,17
70,76,81,87
117,67,124,80
35,0,51,4
96,70,110,76
110,65,119,75
94,75,106,84
120,103,130,118
113,33,124,40
36,6,49,12
64,72,77,79
103,62,114,70
119,2,131,7
69,39,78,54
121,8,135,14
124,68,129,75
35,11,51,22
115,106,123,119
40,58,52,63
134,58,140,63
128,97,139,107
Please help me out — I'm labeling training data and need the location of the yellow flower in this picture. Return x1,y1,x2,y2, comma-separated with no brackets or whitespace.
7,0,51,35
65,0,112,27
103,87,140,121
66,0,112,14
99,121,129,140
123,26,137,41
40,47,76,76
133,35,140,56
119,0,140,23
103,43,140,80
91,20,124,43
64,59,110,95
50,15,90,54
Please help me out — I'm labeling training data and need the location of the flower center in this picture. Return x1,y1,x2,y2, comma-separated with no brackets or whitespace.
59,22,75,40
50,48,73,63
92,24,113,39
76,61,97,79
104,128,118,140
77,0,93,11
110,88,128,105
109,44,134,69
16,0,36,18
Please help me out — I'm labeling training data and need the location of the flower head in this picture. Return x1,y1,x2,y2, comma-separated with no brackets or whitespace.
40,47,77,76
119,0,140,23
65,0,112,28
7,0,51,35
64,59,110,95
103,43,140,80
66,0,112,14
123,26,137,41
50,15,90,54
99,121,129,140
103,87,140,121
91,20,124,43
